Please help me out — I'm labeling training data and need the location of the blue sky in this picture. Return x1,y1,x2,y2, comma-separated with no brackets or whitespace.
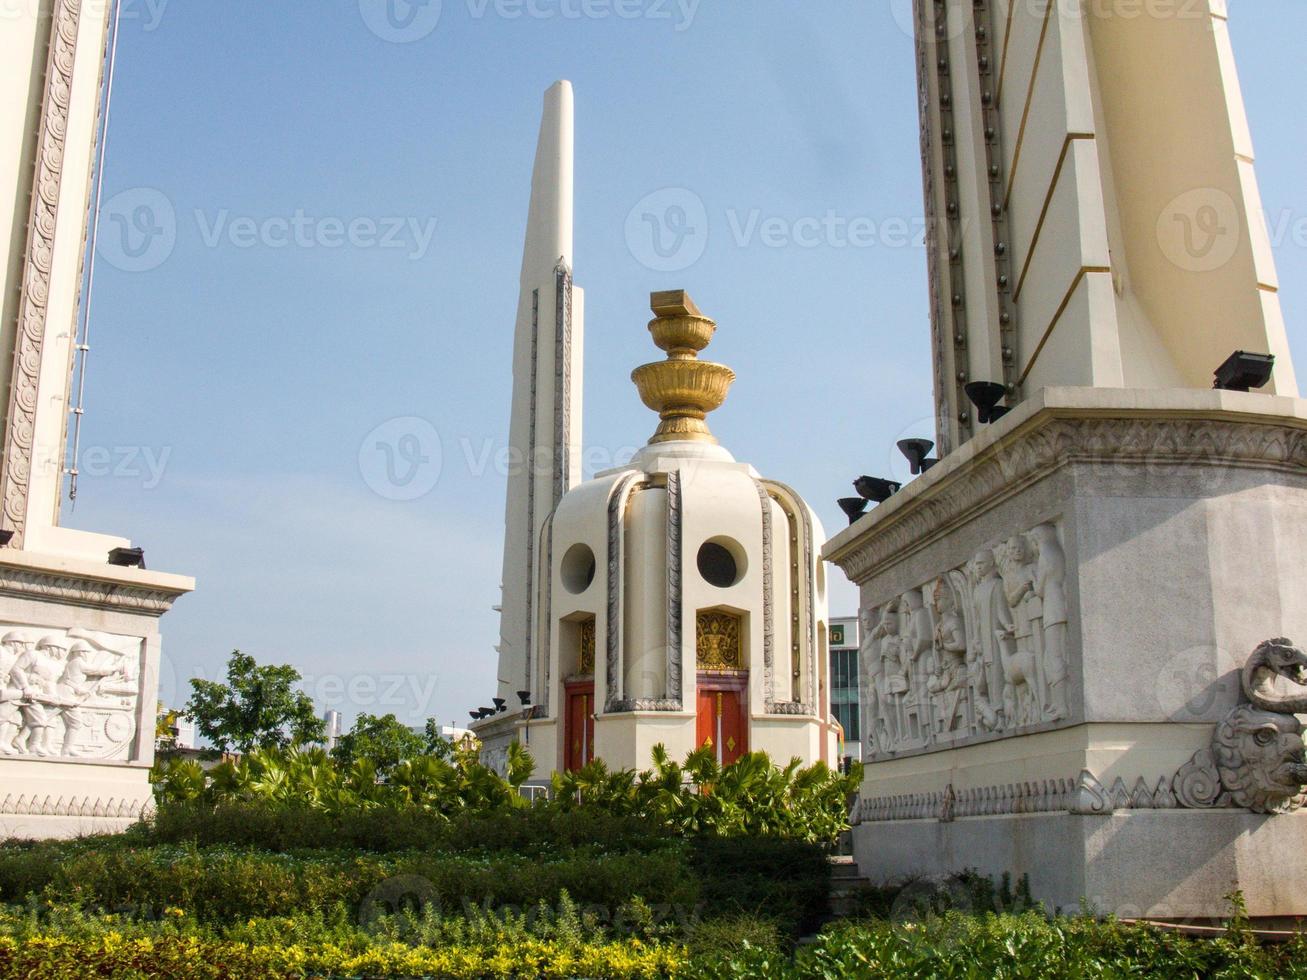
68,1,1307,730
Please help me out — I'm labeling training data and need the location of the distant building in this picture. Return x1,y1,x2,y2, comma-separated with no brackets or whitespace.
323,710,342,751
829,617,861,763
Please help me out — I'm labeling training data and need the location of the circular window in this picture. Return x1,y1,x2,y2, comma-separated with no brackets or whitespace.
697,539,746,588
561,543,597,594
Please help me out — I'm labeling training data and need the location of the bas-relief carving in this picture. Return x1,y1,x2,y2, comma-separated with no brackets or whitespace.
1175,638,1307,814
862,520,1069,759
0,625,142,761
859,639,1307,823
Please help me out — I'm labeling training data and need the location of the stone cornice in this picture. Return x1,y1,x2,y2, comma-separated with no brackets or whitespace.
0,556,192,616
824,388,1307,585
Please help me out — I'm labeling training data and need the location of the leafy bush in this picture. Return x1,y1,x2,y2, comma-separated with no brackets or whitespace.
689,838,830,939
683,912,1307,979
147,801,670,855
0,843,698,925
150,742,860,846
686,914,782,960
551,746,860,845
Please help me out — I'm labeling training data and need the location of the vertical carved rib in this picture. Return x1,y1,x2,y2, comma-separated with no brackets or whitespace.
665,470,683,707
2,0,85,546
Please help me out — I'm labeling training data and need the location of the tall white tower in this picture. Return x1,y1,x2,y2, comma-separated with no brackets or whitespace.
913,0,1297,453
494,81,585,712
0,1,192,838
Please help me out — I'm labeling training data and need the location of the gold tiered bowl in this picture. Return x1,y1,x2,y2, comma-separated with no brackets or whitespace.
631,290,736,445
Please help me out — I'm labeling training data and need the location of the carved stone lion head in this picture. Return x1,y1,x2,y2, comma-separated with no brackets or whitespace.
1212,704,1307,813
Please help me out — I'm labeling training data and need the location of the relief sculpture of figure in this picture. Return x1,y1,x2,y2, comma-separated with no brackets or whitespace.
0,631,29,754
859,607,882,755
969,549,1011,730
928,576,969,736
899,588,934,745
1028,523,1070,720
874,601,905,750
14,635,71,757
994,539,1041,727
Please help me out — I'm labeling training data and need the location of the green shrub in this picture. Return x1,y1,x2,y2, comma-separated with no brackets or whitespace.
0,843,700,925
147,801,670,856
689,838,829,938
687,914,782,960
150,743,859,847
682,912,1307,979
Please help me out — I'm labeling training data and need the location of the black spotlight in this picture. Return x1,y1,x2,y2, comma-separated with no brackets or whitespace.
965,381,1010,424
108,547,146,569
478,707,494,719
517,690,532,707
854,476,901,504
493,697,507,712
468,710,480,721
0,530,13,547
1214,351,1275,392
837,497,869,525
897,438,938,475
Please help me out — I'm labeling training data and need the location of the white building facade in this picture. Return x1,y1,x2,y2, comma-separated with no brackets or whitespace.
516,292,837,775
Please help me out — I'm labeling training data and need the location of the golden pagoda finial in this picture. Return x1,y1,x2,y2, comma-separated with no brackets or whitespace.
631,291,736,444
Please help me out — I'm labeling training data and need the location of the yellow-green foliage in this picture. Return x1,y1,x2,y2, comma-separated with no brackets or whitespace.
0,934,684,979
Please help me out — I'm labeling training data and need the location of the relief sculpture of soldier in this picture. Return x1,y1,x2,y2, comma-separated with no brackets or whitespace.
0,632,29,754
0,627,140,759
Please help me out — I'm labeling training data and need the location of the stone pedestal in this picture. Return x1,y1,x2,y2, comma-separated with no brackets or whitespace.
824,386,1307,918
0,551,192,840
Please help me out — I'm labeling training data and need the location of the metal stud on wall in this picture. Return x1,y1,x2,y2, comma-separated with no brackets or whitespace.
971,0,1019,398
917,0,974,446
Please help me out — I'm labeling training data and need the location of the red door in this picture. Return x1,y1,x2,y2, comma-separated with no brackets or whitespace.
696,678,747,765
564,682,594,772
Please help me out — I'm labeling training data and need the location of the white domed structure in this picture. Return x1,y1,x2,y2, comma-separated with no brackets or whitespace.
520,291,836,774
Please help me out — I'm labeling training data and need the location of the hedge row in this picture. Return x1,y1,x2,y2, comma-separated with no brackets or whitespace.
686,912,1307,979
145,803,671,856
0,836,831,938
0,935,684,980
0,845,695,923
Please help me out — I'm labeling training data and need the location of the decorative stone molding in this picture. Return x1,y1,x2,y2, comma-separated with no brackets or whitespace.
763,481,817,708
605,475,648,713
753,480,776,710
664,470,683,709
0,793,148,819
765,701,814,717
0,566,184,615
1,0,85,548
608,698,682,713
553,263,574,507
829,415,1307,586
857,770,1186,824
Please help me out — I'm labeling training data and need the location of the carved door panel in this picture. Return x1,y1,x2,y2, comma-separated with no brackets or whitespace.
695,680,747,765
564,682,594,772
